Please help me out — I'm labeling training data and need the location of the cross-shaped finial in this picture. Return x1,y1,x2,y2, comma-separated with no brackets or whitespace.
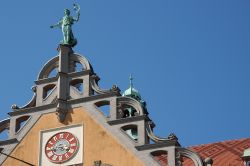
129,74,134,88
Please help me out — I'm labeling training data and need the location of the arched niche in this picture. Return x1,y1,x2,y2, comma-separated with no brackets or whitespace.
70,53,92,71
48,67,58,78
117,103,141,119
70,79,84,93
15,116,31,133
94,100,111,118
38,53,93,79
121,124,138,141
0,119,10,141
43,84,56,99
38,56,59,79
117,97,144,119
150,150,168,166
74,62,84,72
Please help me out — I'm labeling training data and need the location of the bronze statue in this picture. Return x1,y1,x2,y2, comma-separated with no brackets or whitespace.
50,4,80,47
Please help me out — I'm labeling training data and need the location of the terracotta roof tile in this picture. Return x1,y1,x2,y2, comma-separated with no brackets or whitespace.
153,138,250,166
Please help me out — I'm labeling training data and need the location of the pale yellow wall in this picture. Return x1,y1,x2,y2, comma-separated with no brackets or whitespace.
2,107,144,166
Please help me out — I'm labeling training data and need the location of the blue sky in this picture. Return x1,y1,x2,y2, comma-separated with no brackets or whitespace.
0,0,249,146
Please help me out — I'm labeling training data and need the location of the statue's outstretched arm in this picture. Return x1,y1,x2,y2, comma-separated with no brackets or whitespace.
73,3,80,22
74,12,80,22
50,20,62,29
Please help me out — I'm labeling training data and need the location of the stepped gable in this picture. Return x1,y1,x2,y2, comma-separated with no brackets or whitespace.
0,44,209,165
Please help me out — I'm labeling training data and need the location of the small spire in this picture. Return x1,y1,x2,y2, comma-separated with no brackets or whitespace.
129,74,134,88
122,74,141,100
129,74,134,95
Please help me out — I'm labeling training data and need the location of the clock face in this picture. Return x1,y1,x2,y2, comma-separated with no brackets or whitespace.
45,132,79,163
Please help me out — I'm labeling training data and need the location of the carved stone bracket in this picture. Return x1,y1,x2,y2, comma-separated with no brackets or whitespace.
92,160,112,166
56,99,68,123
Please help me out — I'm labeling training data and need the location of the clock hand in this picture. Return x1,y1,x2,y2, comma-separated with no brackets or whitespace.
63,145,70,151
51,143,70,152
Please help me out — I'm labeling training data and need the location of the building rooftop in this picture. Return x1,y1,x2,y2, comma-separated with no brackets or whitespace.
153,138,250,165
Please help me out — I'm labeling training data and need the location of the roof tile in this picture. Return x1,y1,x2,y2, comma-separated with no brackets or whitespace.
153,138,250,166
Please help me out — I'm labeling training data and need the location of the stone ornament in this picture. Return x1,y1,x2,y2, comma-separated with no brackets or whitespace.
93,160,112,166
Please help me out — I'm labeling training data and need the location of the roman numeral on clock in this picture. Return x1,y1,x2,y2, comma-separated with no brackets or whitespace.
52,155,58,161
47,151,53,158
69,137,75,142
64,153,69,158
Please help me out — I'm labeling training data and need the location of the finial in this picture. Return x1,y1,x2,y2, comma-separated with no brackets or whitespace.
129,74,134,88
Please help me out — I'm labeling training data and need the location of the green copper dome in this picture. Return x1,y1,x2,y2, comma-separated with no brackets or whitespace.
243,148,250,157
122,75,141,101
123,87,141,99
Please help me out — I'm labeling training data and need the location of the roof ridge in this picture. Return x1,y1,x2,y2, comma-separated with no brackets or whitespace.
186,138,250,148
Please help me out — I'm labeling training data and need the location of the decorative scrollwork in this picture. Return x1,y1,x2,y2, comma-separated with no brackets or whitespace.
11,86,37,111
38,53,93,80
0,119,10,140
146,121,179,143
70,53,93,71
116,97,145,118
90,74,120,95
176,151,183,166
176,147,204,166
38,56,59,79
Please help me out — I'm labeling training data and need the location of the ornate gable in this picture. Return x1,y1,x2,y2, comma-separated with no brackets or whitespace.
0,44,209,166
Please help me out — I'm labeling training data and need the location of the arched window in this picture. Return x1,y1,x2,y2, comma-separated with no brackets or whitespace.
121,124,138,141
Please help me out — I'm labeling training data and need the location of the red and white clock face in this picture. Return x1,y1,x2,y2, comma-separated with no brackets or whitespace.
45,132,79,163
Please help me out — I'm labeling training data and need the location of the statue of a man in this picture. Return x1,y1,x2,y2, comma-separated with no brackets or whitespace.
50,4,80,47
